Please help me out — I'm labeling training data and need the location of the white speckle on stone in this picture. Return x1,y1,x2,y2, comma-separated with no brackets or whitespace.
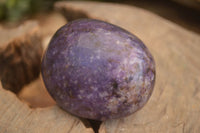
60,95,64,99
70,51,74,55
98,67,102,71
91,86,98,91
150,73,154,81
74,80,78,84
116,40,120,44
96,49,101,54
90,56,94,62
108,63,112,68
126,38,132,43
99,91,109,97
80,90,84,94
105,32,111,35
88,78,91,82
94,70,98,74
129,59,135,65
107,97,118,112
63,83,67,87
96,55,100,59
52,50,57,55
123,58,128,64
64,102,69,106
145,78,151,87
78,95,82,99
87,93,93,99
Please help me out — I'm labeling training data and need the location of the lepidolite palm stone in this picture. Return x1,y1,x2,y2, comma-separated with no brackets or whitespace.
41,19,155,121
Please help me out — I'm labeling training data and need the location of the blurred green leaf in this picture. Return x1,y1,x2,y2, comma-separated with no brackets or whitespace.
0,0,120,22
5,0,31,21
0,2,6,20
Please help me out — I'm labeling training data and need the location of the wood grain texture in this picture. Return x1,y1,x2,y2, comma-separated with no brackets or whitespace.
0,21,43,93
0,82,93,133
18,77,56,108
55,1,200,133
34,12,67,38
172,0,200,11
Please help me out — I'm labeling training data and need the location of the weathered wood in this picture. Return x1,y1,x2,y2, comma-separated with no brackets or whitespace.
18,77,56,108
17,12,67,108
55,1,200,133
172,0,200,11
0,21,43,93
0,82,93,133
32,12,67,51
34,12,67,38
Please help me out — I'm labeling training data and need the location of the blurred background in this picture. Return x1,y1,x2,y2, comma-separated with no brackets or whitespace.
0,0,199,33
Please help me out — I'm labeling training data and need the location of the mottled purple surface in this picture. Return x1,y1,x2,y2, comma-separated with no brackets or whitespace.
41,19,155,121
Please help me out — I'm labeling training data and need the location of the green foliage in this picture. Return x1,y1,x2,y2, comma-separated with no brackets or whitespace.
5,0,31,21
0,0,57,22
0,0,6,20
0,0,121,22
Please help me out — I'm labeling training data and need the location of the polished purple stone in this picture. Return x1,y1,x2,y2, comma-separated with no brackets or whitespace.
41,19,155,121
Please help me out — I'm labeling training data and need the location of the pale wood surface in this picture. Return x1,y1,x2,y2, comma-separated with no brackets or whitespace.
34,12,67,38
56,1,200,133
0,82,93,133
18,77,56,108
18,12,67,108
